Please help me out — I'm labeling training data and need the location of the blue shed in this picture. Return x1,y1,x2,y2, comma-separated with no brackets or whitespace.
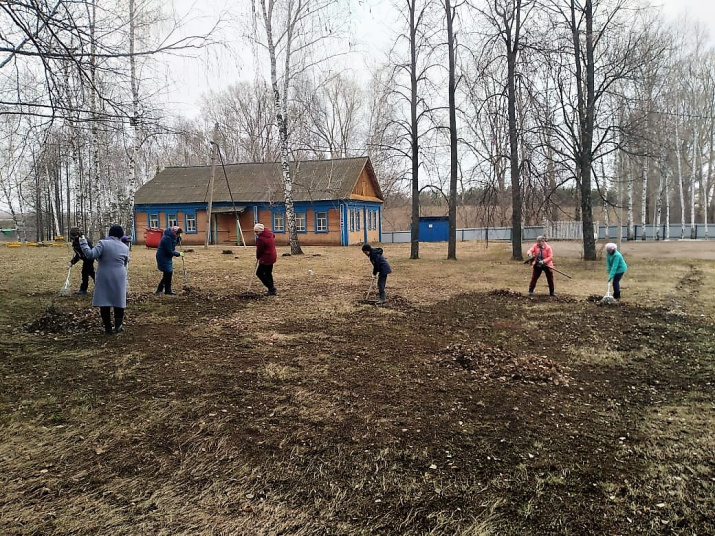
416,216,449,242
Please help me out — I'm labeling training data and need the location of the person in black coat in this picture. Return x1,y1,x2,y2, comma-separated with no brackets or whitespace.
69,227,95,295
362,243,392,304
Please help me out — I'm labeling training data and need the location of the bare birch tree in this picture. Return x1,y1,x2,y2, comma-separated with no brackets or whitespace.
252,0,346,255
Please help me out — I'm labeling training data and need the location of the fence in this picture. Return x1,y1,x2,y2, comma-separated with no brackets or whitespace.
382,223,713,244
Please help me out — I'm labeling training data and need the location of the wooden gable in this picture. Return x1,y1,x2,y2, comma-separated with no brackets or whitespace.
349,167,382,201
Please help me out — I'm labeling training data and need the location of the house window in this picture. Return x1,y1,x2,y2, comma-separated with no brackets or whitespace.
356,209,361,231
349,209,355,231
295,212,306,232
167,214,177,227
316,211,328,232
273,212,285,232
149,214,159,228
186,214,197,233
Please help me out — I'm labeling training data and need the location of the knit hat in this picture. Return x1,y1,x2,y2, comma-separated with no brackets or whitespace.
361,243,372,252
536,235,546,242
108,225,124,239
69,227,81,238
171,225,182,235
254,223,265,233
605,242,617,252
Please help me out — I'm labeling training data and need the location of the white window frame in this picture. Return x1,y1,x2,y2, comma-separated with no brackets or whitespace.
295,212,306,232
186,214,197,232
316,211,328,232
273,212,285,232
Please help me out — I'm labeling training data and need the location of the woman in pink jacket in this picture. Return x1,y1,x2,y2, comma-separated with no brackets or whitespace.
254,223,277,296
526,235,555,296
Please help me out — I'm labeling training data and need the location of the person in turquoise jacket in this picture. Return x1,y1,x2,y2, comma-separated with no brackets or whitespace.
605,243,627,300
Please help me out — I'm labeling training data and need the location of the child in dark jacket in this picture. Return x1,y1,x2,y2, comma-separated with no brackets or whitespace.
362,243,392,303
69,227,95,294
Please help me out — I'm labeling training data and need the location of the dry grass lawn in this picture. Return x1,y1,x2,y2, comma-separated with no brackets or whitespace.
0,239,713,535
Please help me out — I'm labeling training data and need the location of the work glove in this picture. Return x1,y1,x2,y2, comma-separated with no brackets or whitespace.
371,274,376,279
536,260,544,268
179,251,185,257
68,261,73,267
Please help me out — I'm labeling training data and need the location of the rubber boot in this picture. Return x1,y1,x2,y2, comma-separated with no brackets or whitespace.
100,307,113,334
114,308,125,333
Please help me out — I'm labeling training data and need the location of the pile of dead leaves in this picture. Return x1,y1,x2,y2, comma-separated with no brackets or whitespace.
25,306,95,334
443,342,572,386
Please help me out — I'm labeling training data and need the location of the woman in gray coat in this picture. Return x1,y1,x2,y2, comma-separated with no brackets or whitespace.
79,224,130,334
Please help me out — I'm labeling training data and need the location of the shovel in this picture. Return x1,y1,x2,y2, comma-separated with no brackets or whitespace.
59,264,72,297
599,281,617,305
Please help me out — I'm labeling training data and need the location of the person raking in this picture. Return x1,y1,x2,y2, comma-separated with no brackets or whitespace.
254,223,277,296
155,226,184,295
69,227,95,295
526,235,555,297
361,243,392,304
605,242,627,300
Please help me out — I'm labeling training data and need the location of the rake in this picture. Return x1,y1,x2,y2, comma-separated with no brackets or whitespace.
357,277,379,304
238,259,262,298
599,281,617,305
59,265,72,297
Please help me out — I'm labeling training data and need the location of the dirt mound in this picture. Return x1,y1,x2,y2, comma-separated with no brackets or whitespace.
443,342,572,385
487,289,524,299
26,306,95,334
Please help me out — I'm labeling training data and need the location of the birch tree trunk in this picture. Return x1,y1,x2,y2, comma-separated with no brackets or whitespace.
675,118,685,239
665,171,670,240
259,0,302,255
691,128,697,239
89,0,100,240
601,157,609,239
654,154,664,241
128,0,140,239
640,156,648,240
627,157,634,240
705,109,713,239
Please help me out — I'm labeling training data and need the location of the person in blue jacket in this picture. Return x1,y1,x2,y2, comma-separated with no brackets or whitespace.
155,226,184,295
605,242,627,300
79,225,130,334
362,243,392,304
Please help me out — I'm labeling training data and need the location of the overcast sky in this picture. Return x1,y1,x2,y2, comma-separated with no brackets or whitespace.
162,0,715,119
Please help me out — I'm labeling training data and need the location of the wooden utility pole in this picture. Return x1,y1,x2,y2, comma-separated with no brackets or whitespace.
205,123,219,248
